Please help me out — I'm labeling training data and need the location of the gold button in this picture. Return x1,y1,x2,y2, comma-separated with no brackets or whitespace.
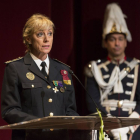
117,100,123,108
88,64,91,68
48,98,52,103
50,112,53,116
50,129,54,131
31,84,34,88
45,76,47,79
65,87,66,89
47,85,51,89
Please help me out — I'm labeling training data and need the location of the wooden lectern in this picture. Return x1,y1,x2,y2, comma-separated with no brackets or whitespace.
0,116,140,140
0,116,140,130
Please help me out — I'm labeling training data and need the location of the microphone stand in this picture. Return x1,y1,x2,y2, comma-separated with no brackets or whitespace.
69,69,107,117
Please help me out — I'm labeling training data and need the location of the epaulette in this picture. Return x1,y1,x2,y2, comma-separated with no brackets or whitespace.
53,59,71,68
5,57,23,64
84,61,93,77
96,59,102,64
134,58,140,63
87,59,102,68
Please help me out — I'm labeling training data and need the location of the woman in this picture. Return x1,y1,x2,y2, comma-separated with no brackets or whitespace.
1,14,79,140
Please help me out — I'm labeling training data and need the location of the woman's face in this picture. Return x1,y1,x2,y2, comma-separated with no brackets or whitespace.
28,28,53,60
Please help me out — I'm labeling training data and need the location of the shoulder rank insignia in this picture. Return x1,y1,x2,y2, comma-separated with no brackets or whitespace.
5,57,23,64
53,59,71,68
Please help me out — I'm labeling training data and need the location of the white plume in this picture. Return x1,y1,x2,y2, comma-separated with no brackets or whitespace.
103,3,132,42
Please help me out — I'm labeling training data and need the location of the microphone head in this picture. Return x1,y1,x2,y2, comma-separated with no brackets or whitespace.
69,69,74,75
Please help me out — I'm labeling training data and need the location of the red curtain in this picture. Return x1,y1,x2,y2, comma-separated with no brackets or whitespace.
0,0,140,139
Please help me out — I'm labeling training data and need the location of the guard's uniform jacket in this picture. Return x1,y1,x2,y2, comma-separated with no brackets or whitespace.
85,57,140,140
1,53,78,140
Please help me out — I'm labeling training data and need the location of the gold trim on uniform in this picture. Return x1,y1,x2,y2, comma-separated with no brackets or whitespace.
5,57,23,64
26,72,35,80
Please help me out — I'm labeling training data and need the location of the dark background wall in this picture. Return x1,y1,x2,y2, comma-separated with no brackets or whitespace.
0,0,140,139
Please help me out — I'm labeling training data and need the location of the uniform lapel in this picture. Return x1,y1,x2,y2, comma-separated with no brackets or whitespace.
24,53,50,84
49,58,60,82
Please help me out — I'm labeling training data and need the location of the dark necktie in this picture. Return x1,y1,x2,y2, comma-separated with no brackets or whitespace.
40,62,48,77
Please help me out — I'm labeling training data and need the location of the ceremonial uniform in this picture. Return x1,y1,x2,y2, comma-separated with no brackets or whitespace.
85,57,140,139
1,53,78,140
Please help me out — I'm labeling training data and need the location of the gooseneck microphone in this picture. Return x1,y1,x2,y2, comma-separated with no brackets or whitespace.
69,69,107,117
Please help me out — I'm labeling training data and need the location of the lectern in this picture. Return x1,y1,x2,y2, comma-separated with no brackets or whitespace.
0,116,140,130
0,116,140,140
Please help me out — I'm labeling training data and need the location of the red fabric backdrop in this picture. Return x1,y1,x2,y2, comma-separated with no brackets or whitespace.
0,0,140,139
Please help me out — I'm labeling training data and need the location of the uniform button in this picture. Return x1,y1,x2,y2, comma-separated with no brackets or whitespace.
50,129,54,131
45,76,47,79
88,64,91,68
31,84,34,88
50,112,53,116
48,98,53,103
47,85,51,89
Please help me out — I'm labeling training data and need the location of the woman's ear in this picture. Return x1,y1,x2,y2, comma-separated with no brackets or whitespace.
26,37,32,44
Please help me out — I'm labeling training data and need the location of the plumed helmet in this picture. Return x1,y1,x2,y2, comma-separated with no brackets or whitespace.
102,3,132,42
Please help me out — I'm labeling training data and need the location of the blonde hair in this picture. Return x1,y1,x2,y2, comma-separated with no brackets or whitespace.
23,13,54,52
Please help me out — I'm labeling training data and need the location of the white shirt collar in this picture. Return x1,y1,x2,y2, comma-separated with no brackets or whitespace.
30,53,49,74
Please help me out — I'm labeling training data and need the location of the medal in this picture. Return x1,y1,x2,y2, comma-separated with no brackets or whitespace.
26,72,35,80
60,87,65,93
53,81,65,93
53,87,59,93
58,81,65,93
52,81,59,93
53,81,58,87
60,70,71,85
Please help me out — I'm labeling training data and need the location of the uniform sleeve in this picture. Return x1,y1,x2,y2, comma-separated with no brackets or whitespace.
86,76,108,115
133,65,140,115
64,71,79,116
1,63,37,124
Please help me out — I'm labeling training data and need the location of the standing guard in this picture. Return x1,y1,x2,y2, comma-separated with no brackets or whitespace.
85,3,140,140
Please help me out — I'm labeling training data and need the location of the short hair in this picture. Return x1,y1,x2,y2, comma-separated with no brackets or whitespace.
23,13,55,52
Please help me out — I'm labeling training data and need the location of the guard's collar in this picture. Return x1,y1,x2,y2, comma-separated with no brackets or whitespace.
107,56,126,65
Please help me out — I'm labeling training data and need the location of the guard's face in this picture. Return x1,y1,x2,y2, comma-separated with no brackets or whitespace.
28,28,53,59
104,34,127,58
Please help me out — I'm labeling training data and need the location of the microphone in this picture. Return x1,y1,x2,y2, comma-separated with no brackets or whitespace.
69,69,107,117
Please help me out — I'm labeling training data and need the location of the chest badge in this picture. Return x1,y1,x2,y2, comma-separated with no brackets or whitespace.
26,72,35,80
